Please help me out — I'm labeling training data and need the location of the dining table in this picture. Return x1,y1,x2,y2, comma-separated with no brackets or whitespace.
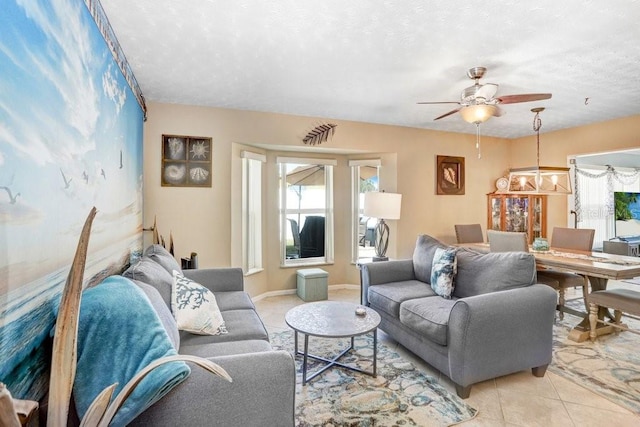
457,242,640,342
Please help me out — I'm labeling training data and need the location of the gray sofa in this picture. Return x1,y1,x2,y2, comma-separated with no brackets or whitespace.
115,245,296,426
361,235,557,398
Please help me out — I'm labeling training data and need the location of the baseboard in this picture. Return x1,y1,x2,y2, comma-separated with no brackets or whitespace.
251,283,360,302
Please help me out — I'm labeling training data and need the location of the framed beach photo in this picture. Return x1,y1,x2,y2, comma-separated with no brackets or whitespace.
436,155,465,195
162,134,212,187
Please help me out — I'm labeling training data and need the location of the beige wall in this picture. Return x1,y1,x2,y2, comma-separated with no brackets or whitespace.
143,101,640,296
509,115,640,235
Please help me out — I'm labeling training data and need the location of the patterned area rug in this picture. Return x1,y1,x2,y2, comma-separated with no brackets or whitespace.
270,331,478,427
550,301,640,414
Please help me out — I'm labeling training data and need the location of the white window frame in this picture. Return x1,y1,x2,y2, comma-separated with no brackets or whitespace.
575,164,640,247
241,151,266,275
349,159,381,262
277,156,336,266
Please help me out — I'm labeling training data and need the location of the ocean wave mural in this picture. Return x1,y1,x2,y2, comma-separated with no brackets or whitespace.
0,0,144,400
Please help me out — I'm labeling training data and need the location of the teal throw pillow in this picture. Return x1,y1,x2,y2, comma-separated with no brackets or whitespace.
430,247,458,298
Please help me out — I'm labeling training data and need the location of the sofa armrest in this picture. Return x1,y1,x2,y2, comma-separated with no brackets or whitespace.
131,350,295,427
183,267,244,292
361,259,415,305
447,284,557,387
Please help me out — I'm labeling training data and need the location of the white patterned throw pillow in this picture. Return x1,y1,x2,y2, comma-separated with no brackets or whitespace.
430,247,458,299
171,270,228,335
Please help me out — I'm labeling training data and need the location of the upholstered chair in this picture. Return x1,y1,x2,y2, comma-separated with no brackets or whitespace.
455,224,484,243
537,227,595,319
487,230,529,252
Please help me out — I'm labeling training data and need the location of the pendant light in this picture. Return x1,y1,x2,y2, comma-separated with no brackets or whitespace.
507,107,572,195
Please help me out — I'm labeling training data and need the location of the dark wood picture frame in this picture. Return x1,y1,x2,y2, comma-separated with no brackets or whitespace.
436,155,465,195
161,134,212,187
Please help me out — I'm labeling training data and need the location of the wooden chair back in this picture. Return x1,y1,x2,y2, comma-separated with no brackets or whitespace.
487,230,529,252
550,227,595,251
454,224,484,243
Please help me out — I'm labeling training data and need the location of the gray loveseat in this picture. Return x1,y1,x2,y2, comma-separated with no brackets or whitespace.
113,245,296,426
361,235,557,398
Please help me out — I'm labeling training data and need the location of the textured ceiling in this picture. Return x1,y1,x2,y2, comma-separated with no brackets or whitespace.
100,0,640,139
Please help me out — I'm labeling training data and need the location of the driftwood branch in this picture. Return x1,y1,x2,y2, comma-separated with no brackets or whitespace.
0,383,21,427
302,124,337,145
47,207,97,427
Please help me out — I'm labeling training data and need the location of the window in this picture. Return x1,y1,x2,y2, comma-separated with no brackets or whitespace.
349,159,380,262
278,157,335,266
575,165,640,246
242,151,265,274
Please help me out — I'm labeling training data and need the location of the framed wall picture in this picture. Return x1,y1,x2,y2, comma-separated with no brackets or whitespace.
161,134,212,187
436,155,465,195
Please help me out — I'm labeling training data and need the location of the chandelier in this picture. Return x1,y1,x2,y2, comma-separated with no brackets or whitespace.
507,108,572,195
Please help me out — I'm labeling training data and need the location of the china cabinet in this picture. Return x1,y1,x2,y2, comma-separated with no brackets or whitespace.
487,193,546,244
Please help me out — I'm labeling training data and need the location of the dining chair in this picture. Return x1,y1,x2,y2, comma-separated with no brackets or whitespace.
537,227,595,319
455,223,484,243
487,230,528,252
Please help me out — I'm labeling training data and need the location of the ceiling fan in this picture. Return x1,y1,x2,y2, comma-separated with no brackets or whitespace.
418,66,552,123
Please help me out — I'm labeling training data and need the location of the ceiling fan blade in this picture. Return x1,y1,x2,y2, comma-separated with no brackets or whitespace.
496,93,552,104
434,108,461,121
417,101,460,105
475,83,499,100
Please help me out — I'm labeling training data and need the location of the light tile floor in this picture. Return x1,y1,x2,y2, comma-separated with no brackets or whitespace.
253,282,640,427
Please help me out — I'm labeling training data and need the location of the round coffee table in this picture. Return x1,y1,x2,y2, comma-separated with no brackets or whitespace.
285,301,381,385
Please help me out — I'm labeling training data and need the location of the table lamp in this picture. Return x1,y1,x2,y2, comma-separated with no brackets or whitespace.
363,191,402,261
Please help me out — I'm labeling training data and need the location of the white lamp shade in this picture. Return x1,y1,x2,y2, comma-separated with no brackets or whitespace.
363,192,402,220
459,104,497,124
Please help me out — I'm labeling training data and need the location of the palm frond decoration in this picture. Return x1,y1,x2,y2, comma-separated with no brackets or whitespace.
302,123,337,145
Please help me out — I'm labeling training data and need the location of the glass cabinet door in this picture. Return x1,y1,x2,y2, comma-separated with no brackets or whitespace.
531,195,544,240
505,196,529,233
487,193,547,244
490,197,502,230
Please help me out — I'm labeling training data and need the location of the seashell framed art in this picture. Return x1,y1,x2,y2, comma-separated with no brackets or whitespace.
162,134,212,187
436,155,465,195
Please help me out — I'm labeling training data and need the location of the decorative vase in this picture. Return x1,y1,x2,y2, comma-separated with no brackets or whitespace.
532,237,550,252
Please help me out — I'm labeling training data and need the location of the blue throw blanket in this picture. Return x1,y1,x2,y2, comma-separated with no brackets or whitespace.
71,276,190,426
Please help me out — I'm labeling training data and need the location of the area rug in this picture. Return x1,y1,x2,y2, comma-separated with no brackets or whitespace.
270,331,478,426
550,301,640,414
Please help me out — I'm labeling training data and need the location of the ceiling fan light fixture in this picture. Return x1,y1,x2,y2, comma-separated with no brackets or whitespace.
460,104,496,124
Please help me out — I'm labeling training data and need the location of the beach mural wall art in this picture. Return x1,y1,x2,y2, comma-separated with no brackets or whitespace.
0,0,146,400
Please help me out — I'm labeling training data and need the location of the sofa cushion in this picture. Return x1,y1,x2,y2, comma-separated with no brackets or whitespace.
179,339,273,358
412,234,448,283
123,256,174,308
430,247,458,298
214,291,256,312
132,279,180,350
453,249,536,298
172,270,228,336
367,280,436,317
144,244,182,275
179,309,269,347
399,296,457,346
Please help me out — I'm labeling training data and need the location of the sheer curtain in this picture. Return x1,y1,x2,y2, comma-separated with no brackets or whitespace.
575,166,640,247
